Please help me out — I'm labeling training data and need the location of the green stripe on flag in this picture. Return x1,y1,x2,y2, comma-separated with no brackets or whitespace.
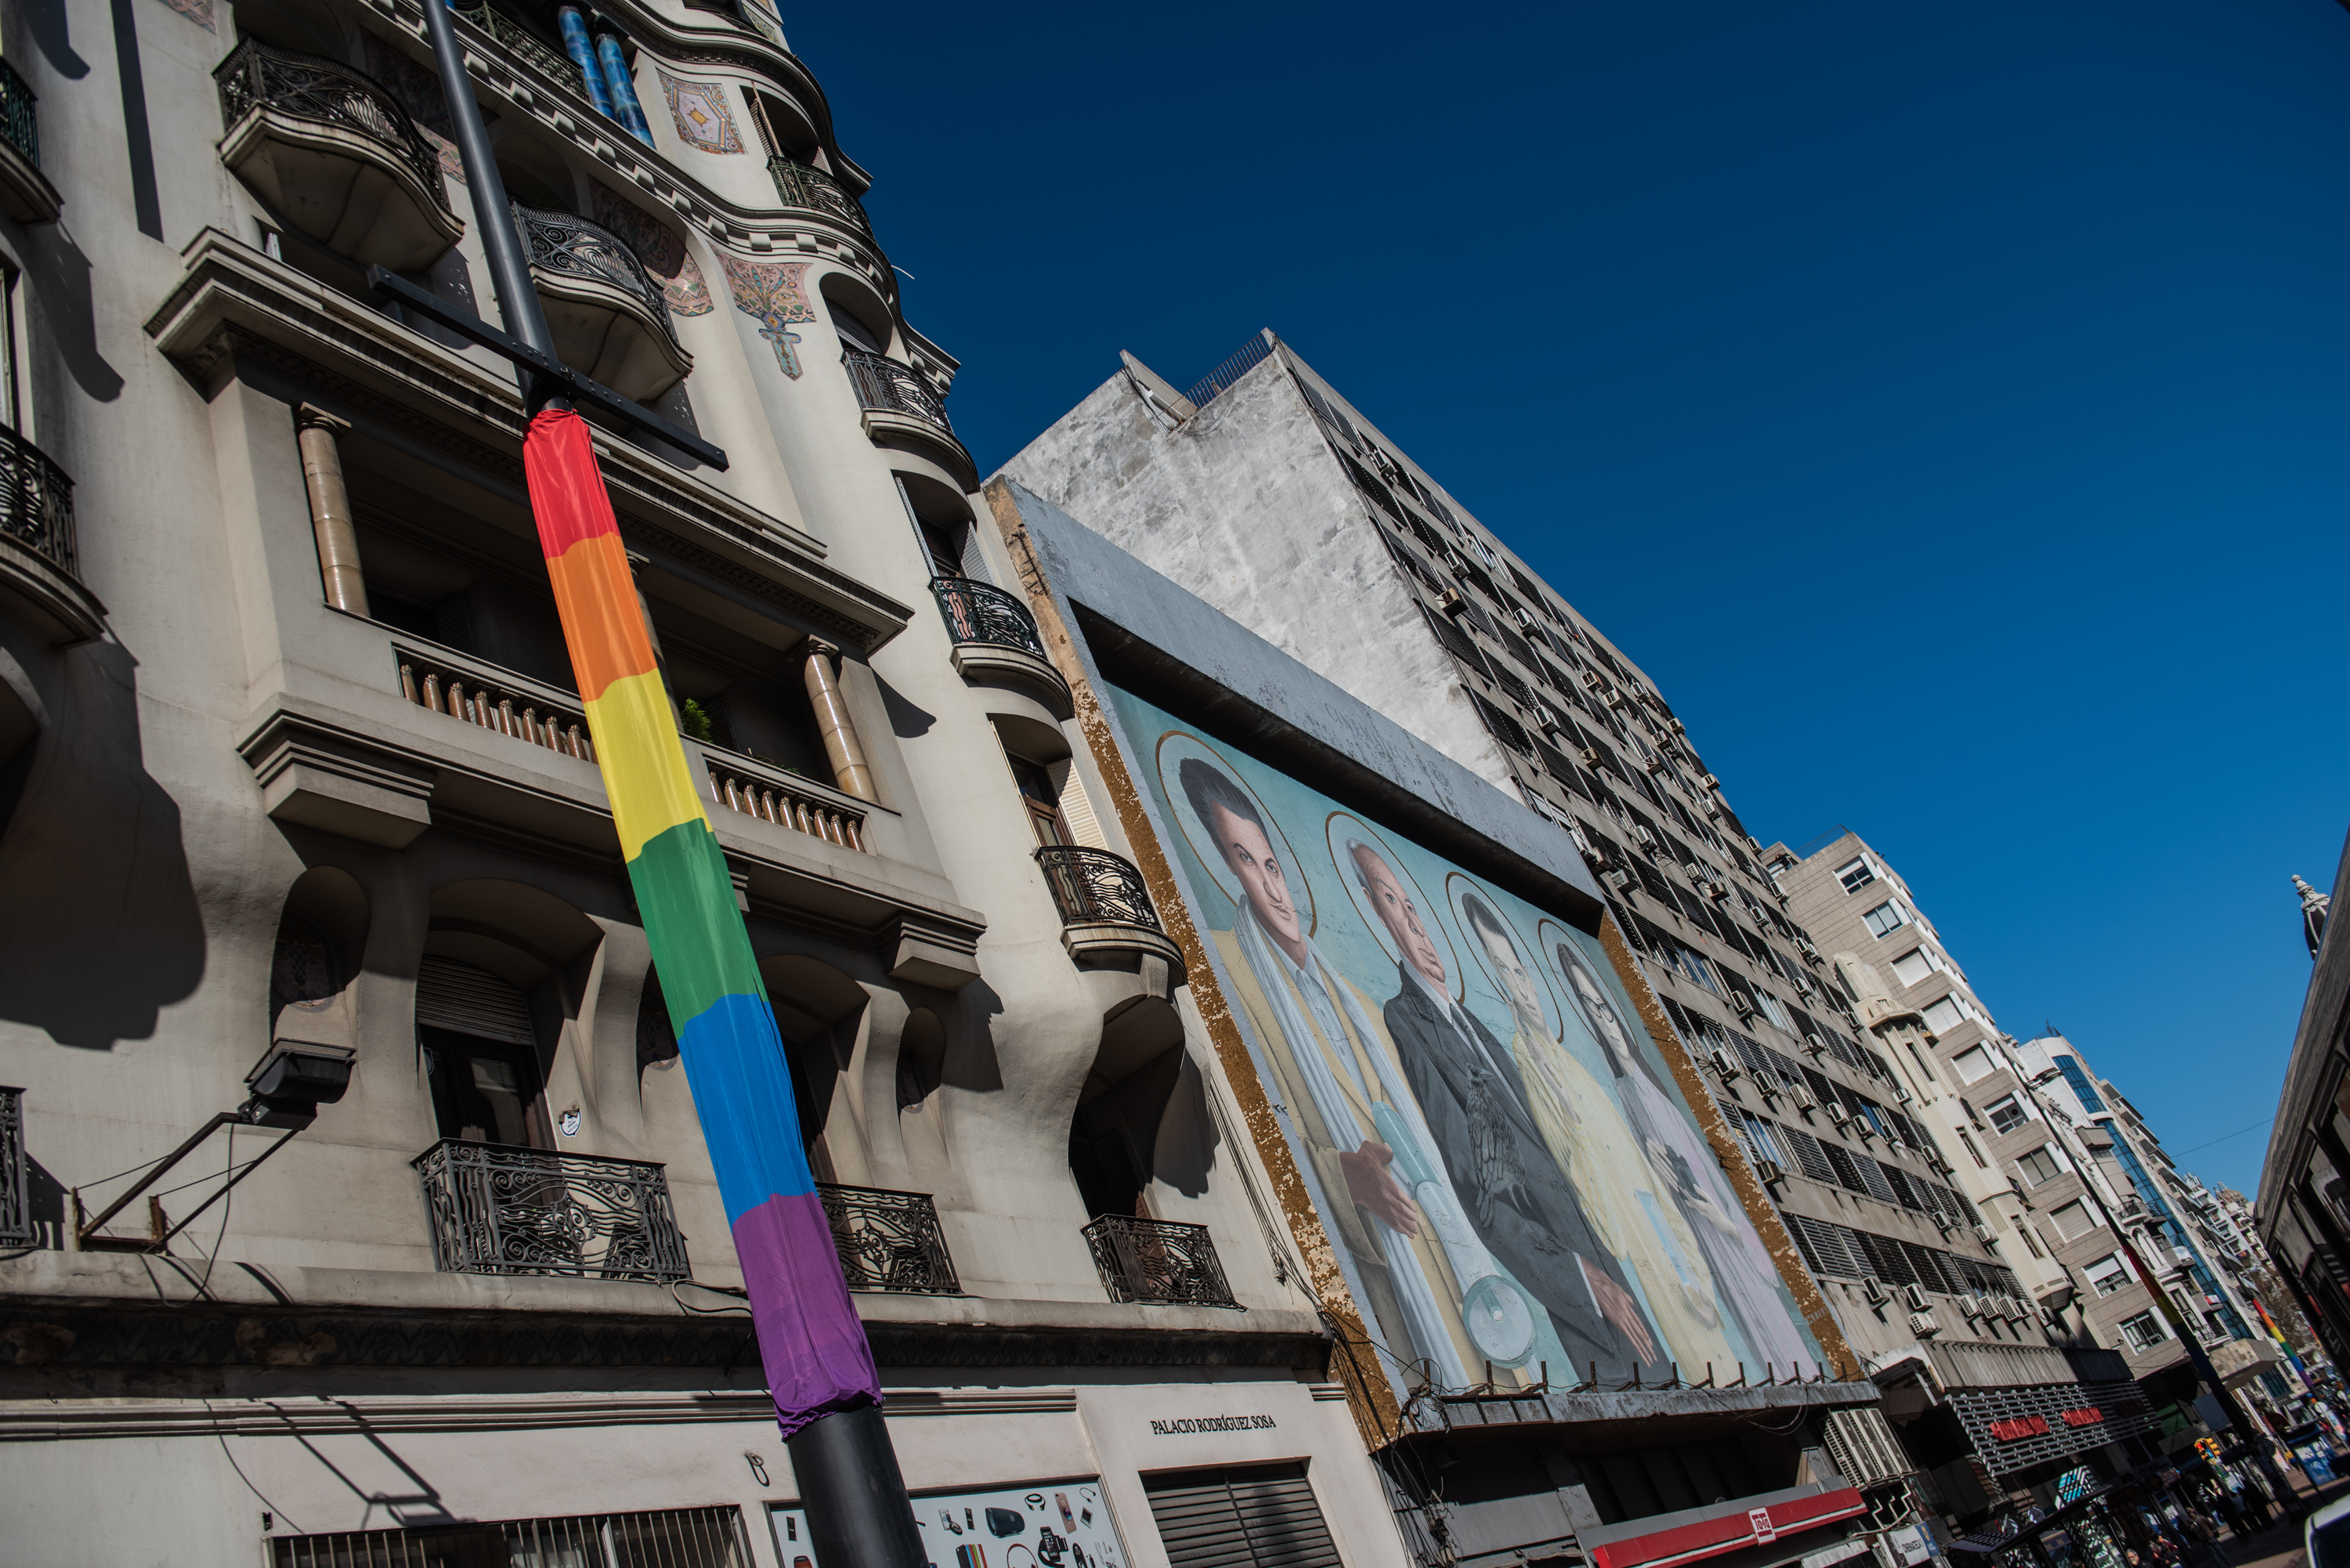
628,820,765,1025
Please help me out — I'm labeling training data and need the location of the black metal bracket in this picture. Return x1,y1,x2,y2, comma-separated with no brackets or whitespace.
367,266,730,472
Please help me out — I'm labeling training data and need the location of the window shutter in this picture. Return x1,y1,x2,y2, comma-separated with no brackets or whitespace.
1045,760,1108,851
416,957,535,1045
1143,1464,1342,1568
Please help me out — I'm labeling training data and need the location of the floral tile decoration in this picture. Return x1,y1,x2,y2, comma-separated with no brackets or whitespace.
589,186,714,317
717,254,814,378
153,0,214,31
656,68,746,155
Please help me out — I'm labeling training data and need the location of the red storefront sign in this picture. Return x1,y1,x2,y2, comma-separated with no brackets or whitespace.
2061,1407,2104,1428
1989,1416,2050,1441
1587,1487,1866,1568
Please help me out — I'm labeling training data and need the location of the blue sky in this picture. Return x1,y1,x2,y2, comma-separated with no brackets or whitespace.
784,1,2350,1198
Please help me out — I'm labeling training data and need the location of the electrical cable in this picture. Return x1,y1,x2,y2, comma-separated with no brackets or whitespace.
203,1398,302,1534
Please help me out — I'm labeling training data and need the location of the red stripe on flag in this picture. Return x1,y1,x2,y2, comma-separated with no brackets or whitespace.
524,408,624,558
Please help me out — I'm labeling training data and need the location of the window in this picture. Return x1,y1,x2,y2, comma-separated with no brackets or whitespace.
1145,1464,1343,1568
2049,1199,2097,1241
2018,1147,2061,1185
2120,1310,2167,1352
1891,948,1933,988
1862,899,1908,938
1950,1045,1996,1085
1984,1094,2028,1136
1756,992,1792,1031
1921,997,1965,1035
270,1506,756,1568
1837,857,1877,894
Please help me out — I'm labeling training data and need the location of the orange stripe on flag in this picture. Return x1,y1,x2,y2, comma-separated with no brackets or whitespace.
545,532,659,703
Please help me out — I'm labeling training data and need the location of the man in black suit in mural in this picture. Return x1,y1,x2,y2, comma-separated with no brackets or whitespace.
1345,838,1663,1378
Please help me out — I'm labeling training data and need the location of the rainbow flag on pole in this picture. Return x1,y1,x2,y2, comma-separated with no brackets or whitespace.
524,407,877,1436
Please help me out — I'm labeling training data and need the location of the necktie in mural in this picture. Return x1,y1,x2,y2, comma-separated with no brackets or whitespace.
522,406,877,1436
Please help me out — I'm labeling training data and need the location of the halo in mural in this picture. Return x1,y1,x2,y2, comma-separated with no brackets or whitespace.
1153,728,1314,934
1325,811,1461,1002
1448,871,1560,1042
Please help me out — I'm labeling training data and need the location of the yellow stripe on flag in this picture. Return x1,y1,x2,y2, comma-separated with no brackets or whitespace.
584,668,708,861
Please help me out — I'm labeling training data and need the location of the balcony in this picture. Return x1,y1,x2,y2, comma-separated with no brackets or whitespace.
398,643,595,764
930,576,1071,718
0,60,56,225
515,202,692,403
414,1139,691,1282
704,746,869,853
767,157,870,236
0,423,99,643
215,39,462,273
0,1086,29,1248
1036,844,1184,981
817,1183,960,1294
844,348,971,482
1083,1215,1238,1308
450,0,590,102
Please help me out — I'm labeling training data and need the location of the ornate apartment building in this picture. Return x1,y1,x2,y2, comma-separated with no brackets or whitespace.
1001,336,2168,1524
0,3,1409,1564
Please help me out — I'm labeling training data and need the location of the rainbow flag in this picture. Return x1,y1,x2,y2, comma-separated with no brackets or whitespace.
524,408,877,1436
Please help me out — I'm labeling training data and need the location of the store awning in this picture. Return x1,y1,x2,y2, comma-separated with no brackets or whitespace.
1944,1481,2128,1555
1586,1487,1867,1568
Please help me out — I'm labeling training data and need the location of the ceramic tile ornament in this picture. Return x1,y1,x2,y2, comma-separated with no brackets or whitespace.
153,0,214,31
656,68,746,155
718,255,815,379
589,186,714,316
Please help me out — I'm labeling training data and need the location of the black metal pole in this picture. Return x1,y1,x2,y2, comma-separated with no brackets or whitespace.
785,1404,926,1566
414,0,561,407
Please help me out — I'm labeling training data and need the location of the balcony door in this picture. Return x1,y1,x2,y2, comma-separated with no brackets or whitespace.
416,956,550,1148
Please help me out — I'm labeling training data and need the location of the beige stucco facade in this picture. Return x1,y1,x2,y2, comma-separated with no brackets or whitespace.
0,3,1412,1563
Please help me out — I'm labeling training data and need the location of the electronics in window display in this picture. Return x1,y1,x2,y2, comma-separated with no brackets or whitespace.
770,1479,1130,1568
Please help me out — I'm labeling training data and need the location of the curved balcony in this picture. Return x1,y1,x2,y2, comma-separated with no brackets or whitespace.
931,576,1071,718
413,1139,691,1282
0,61,57,225
817,1183,960,1295
767,157,870,236
844,347,971,482
1036,844,1184,981
515,201,692,403
215,39,462,273
0,425,99,643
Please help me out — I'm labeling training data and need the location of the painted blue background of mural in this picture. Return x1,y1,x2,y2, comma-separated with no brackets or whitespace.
1103,682,1821,1395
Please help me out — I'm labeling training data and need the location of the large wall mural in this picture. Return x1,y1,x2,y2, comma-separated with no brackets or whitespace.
1106,685,1820,1396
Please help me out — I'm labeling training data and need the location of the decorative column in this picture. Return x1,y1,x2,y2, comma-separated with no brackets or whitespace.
295,405,368,616
593,25,656,147
553,5,616,121
801,639,876,802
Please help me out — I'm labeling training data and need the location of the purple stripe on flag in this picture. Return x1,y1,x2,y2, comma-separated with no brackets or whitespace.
734,1189,881,1436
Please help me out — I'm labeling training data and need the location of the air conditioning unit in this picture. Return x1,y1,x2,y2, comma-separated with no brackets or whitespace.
1796,937,1822,960
1960,1293,1984,1319
1791,1086,1817,1112
1708,1049,1741,1080
1580,669,1605,693
1972,1222,1998,1245
1700,772,1720,789
1669,718,1687,735
1514,605,1538,630
1733,995,1760,1023
1828,1104,1852,1127
1909,1311,1942,1338
1607,687,1633,709
1861,1276,1887,1304
1706,880,1731,901
1936,1216,1960,1238
1853,1120,1877,1143
1894,1283,1925,1312
1754,1158,1786,1187
1893,1082,1914,1104
1705,800,1726,821
1604,868,1635,893
1629,823,1657,847
1803,1033,1828,1057
1932,1158,1955,1176
1439,588,1469,618
2005,1296,2029,1321
1579,746,1605,770
1645,754,1670,775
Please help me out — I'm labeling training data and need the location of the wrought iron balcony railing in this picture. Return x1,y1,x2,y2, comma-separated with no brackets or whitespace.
414,1139,691,1282
1083,1214,1238,1308
817,1183,960,1294
767,157,869,235
0,60,37,169
450,0,591,102
842,349,952,434
0,424,77,579
930,576,1046,659
215,38,447,214
513,202,680,346
0,1086,29,1248
1035,845,1161,932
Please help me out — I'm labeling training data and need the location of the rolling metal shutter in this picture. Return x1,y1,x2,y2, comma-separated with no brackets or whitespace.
1143,1464,1342,1568
415,956,536,1045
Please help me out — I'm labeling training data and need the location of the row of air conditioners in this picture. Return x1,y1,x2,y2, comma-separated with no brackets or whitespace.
1864,1280,1941,1315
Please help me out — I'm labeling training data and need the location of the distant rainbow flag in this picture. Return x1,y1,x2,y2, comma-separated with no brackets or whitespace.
524,407,876,1435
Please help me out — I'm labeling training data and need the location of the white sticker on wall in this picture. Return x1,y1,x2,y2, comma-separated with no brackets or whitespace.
772,1476,1131,1568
